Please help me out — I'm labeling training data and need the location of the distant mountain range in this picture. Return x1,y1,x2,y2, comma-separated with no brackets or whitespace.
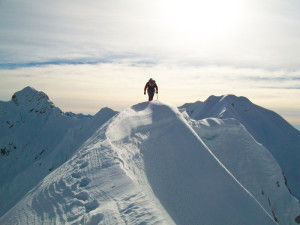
0,87,299,225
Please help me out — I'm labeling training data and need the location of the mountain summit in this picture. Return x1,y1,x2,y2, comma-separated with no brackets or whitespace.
11,86,58,113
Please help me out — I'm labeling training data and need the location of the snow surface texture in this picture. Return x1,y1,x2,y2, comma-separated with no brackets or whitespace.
0,87,118,218
180,95,300,200
185,117,300,224
0,88,299,224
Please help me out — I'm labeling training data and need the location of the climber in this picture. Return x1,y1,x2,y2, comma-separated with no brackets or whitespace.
144,78,158,101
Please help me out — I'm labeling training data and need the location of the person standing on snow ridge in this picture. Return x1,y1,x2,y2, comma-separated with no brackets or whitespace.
144,78,158,101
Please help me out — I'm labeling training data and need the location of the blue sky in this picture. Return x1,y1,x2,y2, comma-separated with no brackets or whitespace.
0,0,300,127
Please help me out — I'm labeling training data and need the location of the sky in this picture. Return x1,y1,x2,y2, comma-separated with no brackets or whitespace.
0,0,300,128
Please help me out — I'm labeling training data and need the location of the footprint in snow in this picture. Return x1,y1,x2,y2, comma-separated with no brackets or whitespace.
85,199,99,213
79,178,91,188
71,171,81,179
75,192,89,201
80,161,89,169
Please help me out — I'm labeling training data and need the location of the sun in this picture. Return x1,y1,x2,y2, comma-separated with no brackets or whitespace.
161,0,245,38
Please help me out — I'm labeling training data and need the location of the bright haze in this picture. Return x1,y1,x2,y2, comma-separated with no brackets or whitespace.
0,0,300,127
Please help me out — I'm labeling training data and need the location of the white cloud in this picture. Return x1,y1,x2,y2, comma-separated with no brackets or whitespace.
1,0,300,70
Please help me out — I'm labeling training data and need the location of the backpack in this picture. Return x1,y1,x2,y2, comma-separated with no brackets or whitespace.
148,80,156,89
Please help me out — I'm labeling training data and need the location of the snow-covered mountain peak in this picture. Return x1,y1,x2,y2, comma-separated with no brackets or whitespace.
10,86,59,114
0,87,118,219
180,94,300,200
204,94,251,111
95,107,116,117
220,94,251,104
12,86,49,105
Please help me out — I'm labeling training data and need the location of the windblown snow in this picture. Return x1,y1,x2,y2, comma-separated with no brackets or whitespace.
0,87,299,225
180,95,300,199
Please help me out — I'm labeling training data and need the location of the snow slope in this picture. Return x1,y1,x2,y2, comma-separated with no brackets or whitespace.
1,88,299,224
180,95,300,199
0,87,118,217
1,100,278,225
185,116,300,224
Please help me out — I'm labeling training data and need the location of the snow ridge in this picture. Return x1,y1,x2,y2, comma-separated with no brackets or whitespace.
1,88,299,224
0,87,118,218
180,94,300,199
186,117,300,224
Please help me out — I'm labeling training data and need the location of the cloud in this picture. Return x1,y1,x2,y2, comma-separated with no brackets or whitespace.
243,76,300,81
1,0,300,71
0,59,101,70
259,86,300,90
257,85,300,90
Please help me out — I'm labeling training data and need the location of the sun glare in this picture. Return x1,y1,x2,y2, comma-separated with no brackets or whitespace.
161,0,245,38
